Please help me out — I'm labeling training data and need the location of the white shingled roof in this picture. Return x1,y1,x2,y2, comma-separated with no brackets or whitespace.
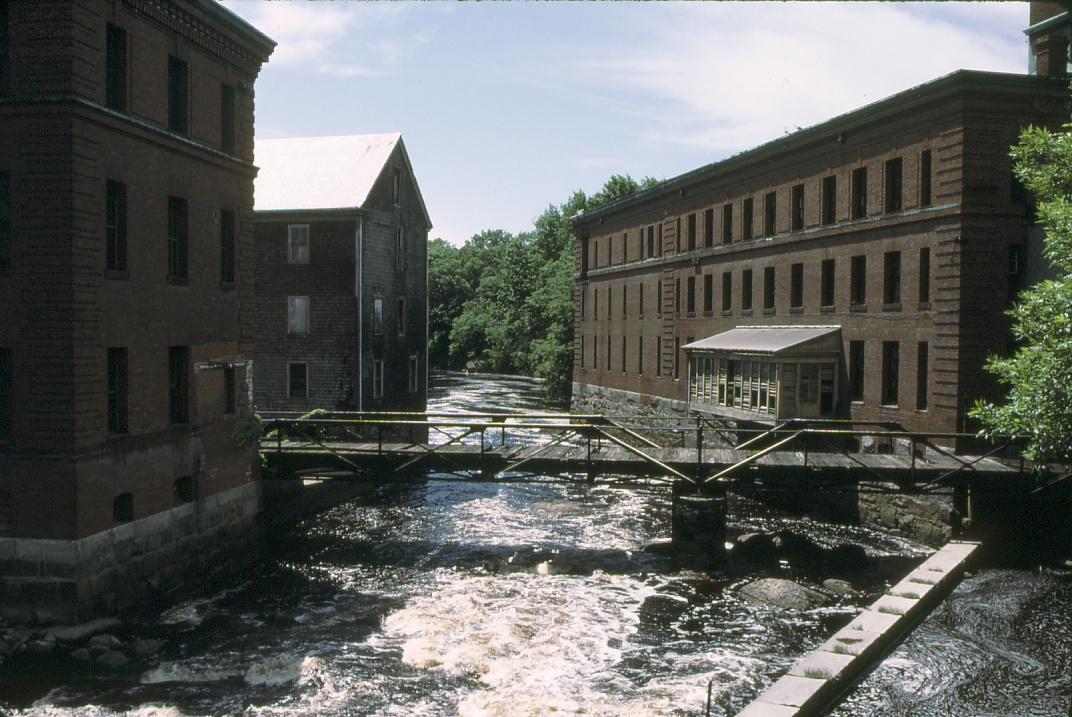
683,326,841,355
254,133,402,213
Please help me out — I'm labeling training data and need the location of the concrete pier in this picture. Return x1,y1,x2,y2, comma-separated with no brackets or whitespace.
670,485,727,559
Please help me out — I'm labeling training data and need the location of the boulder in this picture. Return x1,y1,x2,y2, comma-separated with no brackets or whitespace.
96,650,129,668
739,578,829,610
131,638,164,658
822,578,856,596
733,533,779,567
773,530,825,569
46,618,122,643
87,633,122,650
826,542,869,569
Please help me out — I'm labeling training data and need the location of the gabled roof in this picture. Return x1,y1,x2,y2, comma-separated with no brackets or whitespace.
254,133,431,227
683,326,841,355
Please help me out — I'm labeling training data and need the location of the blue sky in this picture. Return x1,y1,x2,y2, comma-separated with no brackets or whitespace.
222,1,1030,246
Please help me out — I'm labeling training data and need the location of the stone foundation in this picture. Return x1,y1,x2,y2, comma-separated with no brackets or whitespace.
0,481,261,624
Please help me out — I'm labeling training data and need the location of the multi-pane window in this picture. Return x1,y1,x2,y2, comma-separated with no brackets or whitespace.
851,167,868,219
106,347,128,434
763,266,775,310
722,202,733,244
919,247,931,304
0,171,8,269
884,157,903,213
105,24,127,112
821,258,835,308
287,296,310,336
288,362,308,399
288,225,310,264
742,198,754,240
881,341,899,406
821,175,836,225
397,297,406,336
791,183,804,231
919,150,932,207
0,347,12,443
168,345,189,424
220,83,236,155
167,196,188,282
106,180,127,272
686,276,696,314
849,340,865,402
764,191,777,237
721,271,732,312
409,354,419,392
686,213,696,251
703,208,714,247
741,269,753,311
167,55,189,135
395,227,406,271
790,263,804,309
373,297,384,335
224,366,236,415
219,209,235,284
850,255,867,306
703,274,713,313
883,251,901,305
916,342,929,411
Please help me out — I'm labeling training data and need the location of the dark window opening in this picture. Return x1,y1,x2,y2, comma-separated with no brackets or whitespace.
606,335,611,371
884,157,903,213
686,213,696,251
703,274,713,313
851,166,868,220
167,196,188,283
638,283,644,317
638,336,643,375
224,366,236,415
763,191,776,237
0,347,12,443
106,24,127,112
790,263,804,309
220,83,236,154
821,175,836,225
167,55,189,135
821,258,835,308
742,198,754,240
174,476,195,505
113,493,134,525
288,362,308,399
106,180,127,272
763,266,775,310
883,250,901,305
916,342,929,411
673,337,680,379
220,209,235,284
741,269,753,311
849,341,865,402
674,278,679,315
107,347,128,434
919,247,930,303
721,271,732,312
646,225,655,257
621,284,626,318
686,276,696,314
791,183,804,231
881,341,899,406
703,208,713,247
722,202,733,244
850,255,867,306
920,150,932,207
168,346,189,424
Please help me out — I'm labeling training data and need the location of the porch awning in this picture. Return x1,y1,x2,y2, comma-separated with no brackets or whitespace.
682,325,841,356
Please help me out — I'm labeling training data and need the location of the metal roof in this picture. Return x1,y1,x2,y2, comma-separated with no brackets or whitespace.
683,326,841,355
254,134,432,225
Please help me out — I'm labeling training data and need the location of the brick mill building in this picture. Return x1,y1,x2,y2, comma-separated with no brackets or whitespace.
572,9,1070,437
253,134,431,416
0,1,274,621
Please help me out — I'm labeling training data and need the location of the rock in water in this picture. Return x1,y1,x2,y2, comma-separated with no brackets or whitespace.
822,578,856,596
826,542,869,569
46,618,122,643
772,530,825,569
97,650,129,668
738,578,829,610
733,532,779,567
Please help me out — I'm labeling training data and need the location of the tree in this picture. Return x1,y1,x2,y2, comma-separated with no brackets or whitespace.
971,124,1072,463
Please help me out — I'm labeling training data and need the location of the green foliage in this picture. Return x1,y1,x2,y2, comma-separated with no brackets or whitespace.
970,124,1072,463
427,174,658,402
231,412,264,449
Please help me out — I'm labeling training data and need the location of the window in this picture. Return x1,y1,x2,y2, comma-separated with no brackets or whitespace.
821,258,835,308
721,271,732,312
849,340,865,402
395,227,406,271
646,225,655,257
224,366,236,415
763,266,775,310
703,208,714,247
673,336,680,379
168,346,189,424
703,274,713,313
851,167,868,219
657,223,663,255
0,171,8,269
167,55,189,135
850,255,866,306
916,342,929,411
638,283,644,318
686,213,696,251
397,297,407,336
219,209,235,284
373,298,384,335
106,347,127,434
609,284,614,318
742,197,754,239
106,180,127,272
167,196,188,283
883,251,901,305
636,336,643,375
113,493,134,525
741,269,753,311
791,183,804,231
621,336,626,373
621,284,626,317
288,362,308,399
174,476,195,505
884,157,903,213
288,296,310,336
287,225,310,264
220,83,236,155
919,150,932,207
764,191,776,237
674,278,679,315
821,175,836,225
722,202,733,244
790,263,804,309
392,168,401,204
0,347,12,443
656,337,662,377
409,354,419,392
686,276,696,314
881,341,899,406
606,335,611,371
106,24,127,112
919,247,931,304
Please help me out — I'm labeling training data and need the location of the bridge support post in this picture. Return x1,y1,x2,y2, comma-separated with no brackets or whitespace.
671,482,727,563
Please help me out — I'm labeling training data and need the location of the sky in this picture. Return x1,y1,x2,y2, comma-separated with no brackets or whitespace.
221,1,1031,247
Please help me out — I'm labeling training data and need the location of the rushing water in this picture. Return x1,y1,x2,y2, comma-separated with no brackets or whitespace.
1,373,1069,716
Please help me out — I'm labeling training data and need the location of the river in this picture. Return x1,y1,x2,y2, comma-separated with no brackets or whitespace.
1,373,1068,716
